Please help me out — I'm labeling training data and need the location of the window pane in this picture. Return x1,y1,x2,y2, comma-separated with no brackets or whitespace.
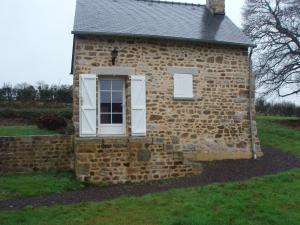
112,92,122,103
112,114,122,124
100,91,111,103
101,103,111,113
100,80,111,90
112,80,123,91
112,103,122,113
101,114,111,124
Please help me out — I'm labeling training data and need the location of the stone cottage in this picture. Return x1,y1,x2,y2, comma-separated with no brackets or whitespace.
71,0,262,184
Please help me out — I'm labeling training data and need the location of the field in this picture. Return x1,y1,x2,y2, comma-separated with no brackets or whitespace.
257,116,300,157
0,172,84,201
0,105,72,136
0,116,299,225
0,125,59,136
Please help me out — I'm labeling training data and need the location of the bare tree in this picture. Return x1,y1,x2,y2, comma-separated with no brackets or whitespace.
243,0,300,97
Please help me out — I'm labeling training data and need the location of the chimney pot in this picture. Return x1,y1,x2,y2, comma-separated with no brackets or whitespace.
206,0,225,15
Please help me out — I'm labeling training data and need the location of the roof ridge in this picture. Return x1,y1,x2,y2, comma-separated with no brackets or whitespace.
135,0,204,7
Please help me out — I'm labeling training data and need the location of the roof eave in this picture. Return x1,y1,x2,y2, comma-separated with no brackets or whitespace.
71,30,256,48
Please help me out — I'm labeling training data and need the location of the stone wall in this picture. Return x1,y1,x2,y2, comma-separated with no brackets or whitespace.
73,36,262,164
75,137,199,184
0,135,74,174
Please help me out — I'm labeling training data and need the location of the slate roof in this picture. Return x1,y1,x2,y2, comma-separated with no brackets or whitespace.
72,0,254,47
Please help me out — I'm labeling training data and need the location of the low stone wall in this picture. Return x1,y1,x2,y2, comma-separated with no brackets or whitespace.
0,135,74,174
75,137,200,184
1,133,258,183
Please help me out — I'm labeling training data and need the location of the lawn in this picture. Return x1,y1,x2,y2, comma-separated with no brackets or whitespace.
0,125,59,136
0,116,299,225
257,115,300,157
0,172,85,201
0,105,72,136
1,169,300,225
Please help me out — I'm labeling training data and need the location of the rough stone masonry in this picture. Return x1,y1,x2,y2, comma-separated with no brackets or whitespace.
73,36,262,183
0,135,74,174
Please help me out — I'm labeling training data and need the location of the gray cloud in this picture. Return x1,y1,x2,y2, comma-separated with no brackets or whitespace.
0,0,298,103
0,0,76,85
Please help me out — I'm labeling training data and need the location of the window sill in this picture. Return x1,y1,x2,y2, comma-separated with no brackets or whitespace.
75,135,148,143
98,134,128,138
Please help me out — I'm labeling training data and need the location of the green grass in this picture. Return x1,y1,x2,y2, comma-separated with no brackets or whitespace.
257,115,300,157
0,172,85,201
0,169,300,225
0,125,59,136
0,116,299,225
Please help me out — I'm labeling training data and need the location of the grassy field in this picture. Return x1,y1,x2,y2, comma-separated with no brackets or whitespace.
0,116,299,225
0,170,299,225
0,105,72,136
257,115,300,157
0,172,85,201
0,125,59,136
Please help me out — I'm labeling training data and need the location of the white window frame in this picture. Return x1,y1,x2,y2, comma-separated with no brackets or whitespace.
98,77,126,136
173,73,194,100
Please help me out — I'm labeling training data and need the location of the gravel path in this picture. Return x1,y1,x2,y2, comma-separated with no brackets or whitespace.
1,146,300,210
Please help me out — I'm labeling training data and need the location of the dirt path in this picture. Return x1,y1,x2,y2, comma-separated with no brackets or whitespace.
1,146,300,211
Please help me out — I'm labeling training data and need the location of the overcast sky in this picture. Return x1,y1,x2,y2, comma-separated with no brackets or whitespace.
0,0,298,103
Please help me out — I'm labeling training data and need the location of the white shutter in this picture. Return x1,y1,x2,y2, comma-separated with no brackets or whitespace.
131,75,146,136
79,74,97,137
173,74,193,98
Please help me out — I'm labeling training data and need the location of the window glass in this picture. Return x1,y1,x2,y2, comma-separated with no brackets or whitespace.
112,92,122,103
100,80,111,90
112,80,123,91
99,79,124,127
101,114,111,124
101,103,111,113
112,103,122,113
100,91,111,103
112,114,123,124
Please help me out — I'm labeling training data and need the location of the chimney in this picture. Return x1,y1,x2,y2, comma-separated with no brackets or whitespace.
206,0,225,15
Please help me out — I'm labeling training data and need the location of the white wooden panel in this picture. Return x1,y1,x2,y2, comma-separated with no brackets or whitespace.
131,75,146,136
174,74,193,98
79,74,97,137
